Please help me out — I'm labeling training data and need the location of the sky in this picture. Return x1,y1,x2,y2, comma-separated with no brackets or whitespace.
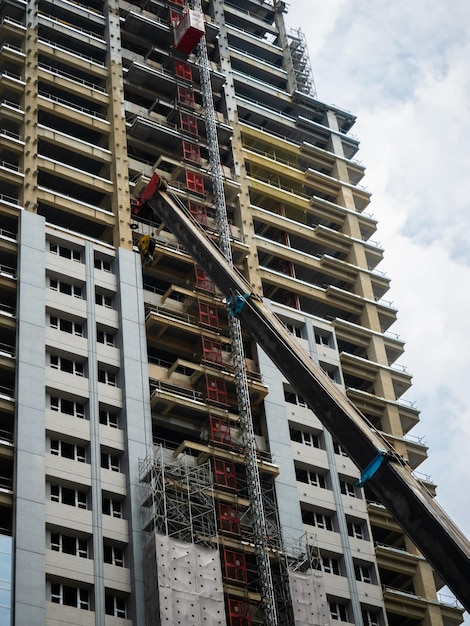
286,0,470,614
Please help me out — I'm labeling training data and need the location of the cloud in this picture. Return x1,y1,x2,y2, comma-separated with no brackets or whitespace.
287,0,470,611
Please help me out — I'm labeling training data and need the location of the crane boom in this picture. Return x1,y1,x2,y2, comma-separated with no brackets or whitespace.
136,174,470,612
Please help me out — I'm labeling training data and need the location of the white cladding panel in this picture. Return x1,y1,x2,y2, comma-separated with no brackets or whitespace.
289,570,331,626
144,534,227,626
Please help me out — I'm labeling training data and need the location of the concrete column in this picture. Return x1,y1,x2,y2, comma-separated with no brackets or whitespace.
105,0,132,250
22,1,40,213
14,211,46,624
116,248,152,626
84,242,105,625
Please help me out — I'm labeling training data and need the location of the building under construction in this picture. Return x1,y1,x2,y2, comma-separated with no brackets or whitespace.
0,0,465,624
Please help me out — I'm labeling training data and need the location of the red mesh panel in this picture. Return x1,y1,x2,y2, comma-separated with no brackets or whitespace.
182,140,201,164
194,266,215,293
202,338,222,365
177,85,195,107
169,10,182,25
210,415,231,445
228,599,252,626
224,550,247,584
218,503,241,535
213,458,237,490
189,201,208,226
174,59,192,80
180,112,198,135
205,376,227,404
185,170,204,195
169,0,185,6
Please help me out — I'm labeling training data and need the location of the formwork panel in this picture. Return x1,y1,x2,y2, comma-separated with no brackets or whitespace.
144,533,227,626
288,570,330,626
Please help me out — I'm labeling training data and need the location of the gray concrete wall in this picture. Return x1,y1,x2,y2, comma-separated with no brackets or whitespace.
116,248,153,626
14,210,46,624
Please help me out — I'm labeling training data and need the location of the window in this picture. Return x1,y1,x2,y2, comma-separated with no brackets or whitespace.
95,292,113,308
290,428,321,448
51,583,89,610
329,601,347,622
104,544,124,567
94,257,112,272
315,331,331,347
362,610,380,626
51,533,88,558
50,315,83,337
50,396,85,419
301,508,333,531
50,243,81,262
347,520,365,540
98,368,117,387
355,564,373,584
50,354,85,377
105,594,127,619
103,497,122,518
284,388,307,407
296,467,327,488
321,555,341,576
286,323,302,338
50,278,82,298
101,452,120,472
99,408,119,428
51,439,86,463
97,328,115,347
320,361,339,382
333,440,349,457
50,484,87,509
340,480,357,498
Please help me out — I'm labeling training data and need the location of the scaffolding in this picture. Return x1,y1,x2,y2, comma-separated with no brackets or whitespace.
287,27,317,98
140,444,217,548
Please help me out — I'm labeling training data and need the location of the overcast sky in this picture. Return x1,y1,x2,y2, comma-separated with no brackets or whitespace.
286,0,470,613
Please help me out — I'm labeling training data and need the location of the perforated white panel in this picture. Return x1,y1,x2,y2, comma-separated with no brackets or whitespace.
289,570,330,626
144,534,227,626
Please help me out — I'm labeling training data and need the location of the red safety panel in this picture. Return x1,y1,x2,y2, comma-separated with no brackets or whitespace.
174,60,193,81
177,85,195,107
218,503,241,536
185,170,204,195
224,550,247,584
194,266,215,293
213,458,237,490
182,140,201,164
210,415,231,445
169,0,185,6
180,112,198,136
189,201,208,226
228,599,252,626
169,10,182,26
206,375,227,404
198,300,218,326
202,338,223,365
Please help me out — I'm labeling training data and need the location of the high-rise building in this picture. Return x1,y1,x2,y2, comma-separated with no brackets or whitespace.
0,0,465,624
